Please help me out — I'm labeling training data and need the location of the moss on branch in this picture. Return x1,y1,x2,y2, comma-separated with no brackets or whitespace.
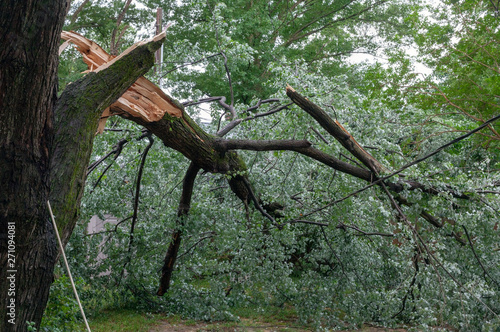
50,35,165,245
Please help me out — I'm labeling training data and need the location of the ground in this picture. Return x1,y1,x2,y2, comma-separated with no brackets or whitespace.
79,308,453,331
149,319,411,332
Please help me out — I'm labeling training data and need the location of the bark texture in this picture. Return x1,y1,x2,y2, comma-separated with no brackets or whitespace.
286,85,386,174
0,1,67,330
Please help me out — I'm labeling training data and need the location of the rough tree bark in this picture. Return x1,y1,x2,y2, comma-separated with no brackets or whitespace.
0,1,68,329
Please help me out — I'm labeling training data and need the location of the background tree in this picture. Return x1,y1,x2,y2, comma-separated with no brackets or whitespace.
363,0,500,150
414,0,500,147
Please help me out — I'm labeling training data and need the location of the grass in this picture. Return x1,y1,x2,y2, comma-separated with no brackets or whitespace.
77,306,419,332
79,304,311,332
82,309,164,332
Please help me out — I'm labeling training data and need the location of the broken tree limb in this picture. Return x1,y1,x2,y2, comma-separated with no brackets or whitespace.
61,30,472,222
286,85,387,174
51,31,166,245
58,32,488,298
157,163,200,296
61,30,181,128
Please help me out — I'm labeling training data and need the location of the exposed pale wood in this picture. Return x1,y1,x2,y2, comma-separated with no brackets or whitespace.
97,107,111,134
58,39,70,55
60,30,180,130
61,30,113,69
93,31,167,73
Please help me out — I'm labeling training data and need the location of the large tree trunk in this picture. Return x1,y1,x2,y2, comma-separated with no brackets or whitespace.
0,1,166,329
0,1,67,330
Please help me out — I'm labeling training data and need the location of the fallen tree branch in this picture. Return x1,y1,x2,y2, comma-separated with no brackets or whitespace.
379,181,499,318
286,85,386,174
214,139,312,152
157,163,200,296
296,112,500,219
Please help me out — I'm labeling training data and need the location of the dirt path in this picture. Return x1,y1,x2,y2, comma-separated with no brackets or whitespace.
149,320,410,332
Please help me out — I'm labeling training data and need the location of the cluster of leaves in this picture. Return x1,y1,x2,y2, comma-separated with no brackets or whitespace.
40,268,84,332
50,0,500,330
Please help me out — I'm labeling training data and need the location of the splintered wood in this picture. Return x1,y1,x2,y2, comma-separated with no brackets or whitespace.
60,30,181,133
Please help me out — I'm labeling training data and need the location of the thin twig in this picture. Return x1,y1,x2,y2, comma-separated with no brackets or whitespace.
162,52,222,77
87,138,128,176
310,126,329,144
391,252,419,319
241,177,281,229
177,233,216,260
320,226,346,275
336,223,394,237
462,225,500,289
129,134,154,242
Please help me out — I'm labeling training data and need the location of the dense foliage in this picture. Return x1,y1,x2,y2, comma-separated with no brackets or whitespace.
45,0,500,330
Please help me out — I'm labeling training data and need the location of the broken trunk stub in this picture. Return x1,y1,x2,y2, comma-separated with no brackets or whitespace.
60,30,182,132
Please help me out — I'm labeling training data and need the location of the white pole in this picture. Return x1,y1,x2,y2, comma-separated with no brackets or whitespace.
47,201,92,332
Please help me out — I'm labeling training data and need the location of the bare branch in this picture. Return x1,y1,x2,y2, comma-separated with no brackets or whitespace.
110,0,133,55
214,139,312,152
217,119,243,137
287,85,386,174
310,126,329,144
120,133,154,281
184,95,233,113
286,219,328,227
241,177,281,229
217,101,291,136
242,102,293,121
336,223,394,237
246,98,280,112
87,138,128,176
130,134,154,239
